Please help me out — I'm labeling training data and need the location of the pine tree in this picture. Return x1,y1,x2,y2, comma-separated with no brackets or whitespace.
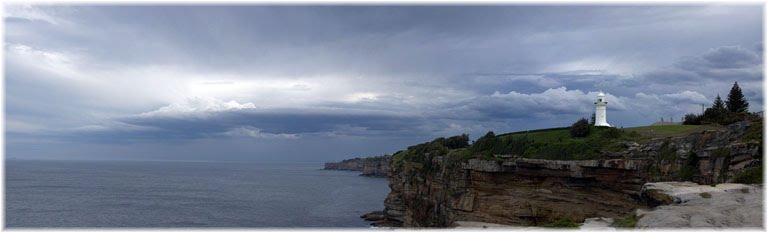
726,81,749,112
712,94,725,110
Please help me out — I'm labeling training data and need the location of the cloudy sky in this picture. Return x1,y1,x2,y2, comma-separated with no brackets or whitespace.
4,4,763,162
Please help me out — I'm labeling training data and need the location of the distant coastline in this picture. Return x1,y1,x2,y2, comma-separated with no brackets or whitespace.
323,155,391,177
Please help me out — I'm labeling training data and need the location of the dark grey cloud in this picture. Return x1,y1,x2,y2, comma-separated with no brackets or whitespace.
121,110,426,138
4,5,763,161
700,45,762,69
634,44,762,103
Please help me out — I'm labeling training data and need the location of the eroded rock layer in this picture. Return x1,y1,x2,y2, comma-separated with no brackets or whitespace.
376,121,761,227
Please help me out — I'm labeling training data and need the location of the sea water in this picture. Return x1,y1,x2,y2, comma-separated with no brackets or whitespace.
5,159,389,228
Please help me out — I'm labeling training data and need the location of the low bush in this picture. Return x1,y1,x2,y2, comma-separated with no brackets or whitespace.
610,214,639,228
683,113,702,125
733,167,763,184
740,120,763,143
542,219,579,228
596,126,622,139
570,118,590,137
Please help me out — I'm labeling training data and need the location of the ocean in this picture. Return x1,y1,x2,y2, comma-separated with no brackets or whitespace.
5,159,390,228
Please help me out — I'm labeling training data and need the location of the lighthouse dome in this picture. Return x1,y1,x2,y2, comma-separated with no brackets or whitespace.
597,92,606,97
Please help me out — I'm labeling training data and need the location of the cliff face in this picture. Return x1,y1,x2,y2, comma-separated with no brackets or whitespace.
378,121,762,227
324,155,391,177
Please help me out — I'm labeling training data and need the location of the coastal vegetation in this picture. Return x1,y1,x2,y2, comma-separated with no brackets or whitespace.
376,81,762,228
381,115,761,228
542,219,579,228
394,123,720,163
625,125,718,139
684,81,759,126
733,167,763,184
393,81,762,164
569,118,591,137
610,214,639,228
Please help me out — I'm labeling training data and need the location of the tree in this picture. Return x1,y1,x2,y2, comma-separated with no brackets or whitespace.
471,131,497,152
702,107,725,125
444,134,470,149
726,81,749,113
713,94,725,110
700,94,728,124
683,113,702,125
570,118,591,137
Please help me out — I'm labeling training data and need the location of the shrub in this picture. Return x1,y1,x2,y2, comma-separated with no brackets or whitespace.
683,113,702,125
471,131,498,154
470,131,536,157
543,219,579,228
657,141,678,161
611,214,639,228
740,120,763,143
679,151,700,181
393,135,463,163
701,107,727,124
597,127,622,139
444,134,470,149
570,118,591,137
733,167,763,184
536,141,594,160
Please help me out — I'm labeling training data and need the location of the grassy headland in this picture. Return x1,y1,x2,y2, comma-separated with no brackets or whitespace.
393,124,728,163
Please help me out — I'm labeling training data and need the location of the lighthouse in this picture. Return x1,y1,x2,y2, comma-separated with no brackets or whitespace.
594,92,611,127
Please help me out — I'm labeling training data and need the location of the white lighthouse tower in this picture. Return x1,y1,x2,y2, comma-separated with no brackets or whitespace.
594,92,611,127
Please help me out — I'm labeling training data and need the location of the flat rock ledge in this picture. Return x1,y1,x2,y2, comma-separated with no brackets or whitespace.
451,218,617,230
637,182,763,228
362,211,402,227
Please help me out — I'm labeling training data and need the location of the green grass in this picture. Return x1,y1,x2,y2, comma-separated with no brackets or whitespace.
461,125,712,161
447,148,474,160
494,126,644,160
498,127,572,145
740,120,763,143
624,125,720,139
395,123,726,164
500,126,643,145
611,213,639,228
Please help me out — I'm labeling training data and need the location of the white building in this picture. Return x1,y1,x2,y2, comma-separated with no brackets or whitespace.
594,92,611,127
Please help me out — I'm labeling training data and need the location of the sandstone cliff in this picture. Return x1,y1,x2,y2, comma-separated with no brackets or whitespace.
324,155,391,177
373,121,762,227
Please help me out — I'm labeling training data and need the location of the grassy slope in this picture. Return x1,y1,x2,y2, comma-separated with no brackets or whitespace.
395,124,728,163
624,125,720,138
501,125,719,144
498,127,573,144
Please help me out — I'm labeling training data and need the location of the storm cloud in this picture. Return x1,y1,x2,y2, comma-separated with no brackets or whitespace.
4,5,763,161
